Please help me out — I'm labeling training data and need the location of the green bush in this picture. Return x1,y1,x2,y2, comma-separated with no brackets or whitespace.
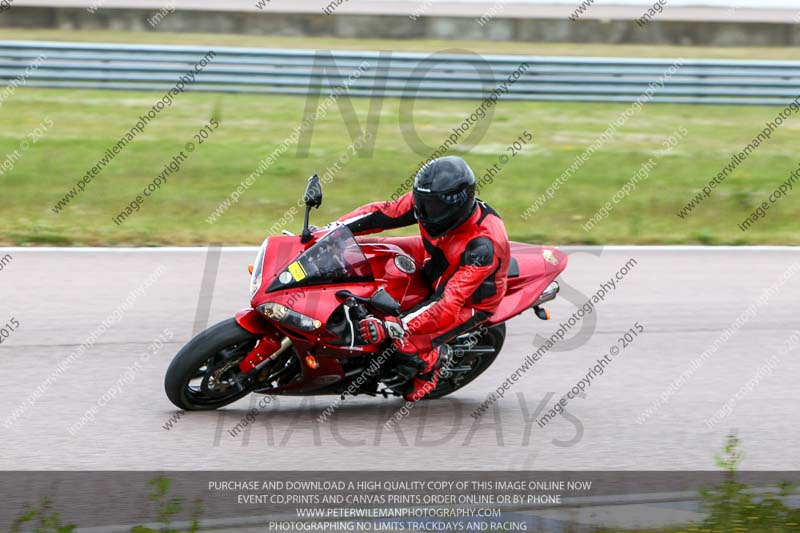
11,497,75,533
130,475,203,533
698,434,800,533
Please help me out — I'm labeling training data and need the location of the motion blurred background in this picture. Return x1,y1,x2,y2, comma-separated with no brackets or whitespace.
1,0,798,246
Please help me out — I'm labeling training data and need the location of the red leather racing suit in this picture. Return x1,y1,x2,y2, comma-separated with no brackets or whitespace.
338,191,510,371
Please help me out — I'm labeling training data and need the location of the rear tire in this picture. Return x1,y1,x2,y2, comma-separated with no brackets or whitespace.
164,318,262,411
426,323,506,399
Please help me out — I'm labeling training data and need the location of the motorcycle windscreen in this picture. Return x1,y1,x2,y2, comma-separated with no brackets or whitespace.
266,225,374,292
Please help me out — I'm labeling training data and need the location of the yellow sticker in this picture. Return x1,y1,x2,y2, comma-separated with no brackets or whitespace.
287,261,306,281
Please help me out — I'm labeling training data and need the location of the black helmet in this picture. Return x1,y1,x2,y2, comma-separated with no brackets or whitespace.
412,156,477,238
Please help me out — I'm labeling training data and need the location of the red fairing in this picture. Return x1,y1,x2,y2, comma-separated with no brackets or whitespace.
255,236,308,292
357,239,429,311
487,245,568,324
235,308,276,334
238,328,283,374
235,309,285,373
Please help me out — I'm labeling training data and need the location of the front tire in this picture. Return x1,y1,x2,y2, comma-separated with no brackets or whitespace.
164,318,262,411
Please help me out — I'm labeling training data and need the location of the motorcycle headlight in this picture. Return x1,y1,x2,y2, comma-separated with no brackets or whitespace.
249,239,267,299
257,302,322,332
249,273,262,299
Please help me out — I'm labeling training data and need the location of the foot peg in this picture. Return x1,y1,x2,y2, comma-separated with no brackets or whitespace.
381,372,410,388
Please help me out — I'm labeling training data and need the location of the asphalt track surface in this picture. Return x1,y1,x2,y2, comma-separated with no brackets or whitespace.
1,246,799,471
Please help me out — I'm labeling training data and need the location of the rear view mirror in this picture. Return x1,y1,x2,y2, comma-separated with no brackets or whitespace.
304,174,322,208
301,174,322,243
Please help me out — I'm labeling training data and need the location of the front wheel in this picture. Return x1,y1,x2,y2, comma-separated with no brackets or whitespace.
164,318,262,411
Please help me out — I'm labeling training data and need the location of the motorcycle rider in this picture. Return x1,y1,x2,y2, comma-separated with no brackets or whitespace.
338,156,510,401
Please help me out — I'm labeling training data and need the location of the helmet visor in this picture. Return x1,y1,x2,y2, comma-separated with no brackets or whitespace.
413,189,470,224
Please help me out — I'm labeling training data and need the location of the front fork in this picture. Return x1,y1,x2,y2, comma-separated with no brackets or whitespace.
234,308,285,375
238,308,368,396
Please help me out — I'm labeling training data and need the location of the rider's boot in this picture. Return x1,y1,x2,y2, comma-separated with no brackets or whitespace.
403,345,452,402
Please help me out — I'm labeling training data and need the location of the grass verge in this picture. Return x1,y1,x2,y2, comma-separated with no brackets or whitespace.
1,85,798,246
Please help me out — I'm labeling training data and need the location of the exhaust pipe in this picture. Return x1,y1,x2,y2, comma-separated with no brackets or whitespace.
532,281,560,307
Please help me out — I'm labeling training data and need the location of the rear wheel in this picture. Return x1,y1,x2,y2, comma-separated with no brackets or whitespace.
164,318,263,411
426,323,506,399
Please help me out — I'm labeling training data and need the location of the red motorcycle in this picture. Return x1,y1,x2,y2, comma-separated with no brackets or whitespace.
165,176,567,410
